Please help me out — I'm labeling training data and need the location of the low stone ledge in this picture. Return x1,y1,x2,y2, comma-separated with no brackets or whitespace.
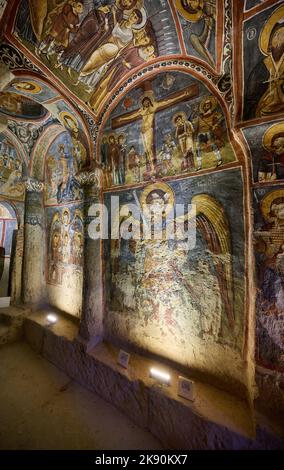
23,312,284,450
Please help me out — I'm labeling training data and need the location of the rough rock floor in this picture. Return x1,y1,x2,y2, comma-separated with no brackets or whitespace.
0,341,162,450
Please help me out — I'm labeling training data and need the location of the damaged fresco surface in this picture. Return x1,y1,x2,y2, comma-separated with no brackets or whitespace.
254,186,284,371
0,133,25,201
104,169,245,377
46,204,84,317
14,0,181,113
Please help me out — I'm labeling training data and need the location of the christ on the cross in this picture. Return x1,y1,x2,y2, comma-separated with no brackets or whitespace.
112,84,199,172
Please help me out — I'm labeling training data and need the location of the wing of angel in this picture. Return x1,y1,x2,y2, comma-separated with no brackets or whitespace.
186,194,234,326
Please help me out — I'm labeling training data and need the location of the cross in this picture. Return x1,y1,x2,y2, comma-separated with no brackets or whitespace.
111,83,199,171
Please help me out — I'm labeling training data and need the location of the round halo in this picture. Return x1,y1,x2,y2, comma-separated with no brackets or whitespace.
200,95,218,113
172,111,188,126
262,122,284,151
140,182,175,218
259,4,284,56
59,111,79,130
175,0,205,23
132,7,147,30
260,190,284,221
12,80,42,94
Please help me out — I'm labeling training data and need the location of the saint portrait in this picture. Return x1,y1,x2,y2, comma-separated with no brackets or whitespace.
258,123,284,182
175,0,216,67
254,189,284,368
11,81,42,94
245,4,284,119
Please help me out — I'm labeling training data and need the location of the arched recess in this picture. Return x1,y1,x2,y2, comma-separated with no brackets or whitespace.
97,63,255,401
0,197,23,306
30,123,64,180
3,71,94,160
0,128,27,202
1,127,29,167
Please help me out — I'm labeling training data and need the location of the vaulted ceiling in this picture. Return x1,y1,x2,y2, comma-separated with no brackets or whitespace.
0,0,283,180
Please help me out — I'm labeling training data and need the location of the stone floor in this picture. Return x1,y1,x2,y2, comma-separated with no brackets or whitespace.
0,341,163,450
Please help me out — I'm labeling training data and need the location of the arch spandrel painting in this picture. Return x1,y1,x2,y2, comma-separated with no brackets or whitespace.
0,134,25,201
254,187,284,370
101,71,236,189
243,121,284,184
104,169,245,364
175,0,217,68
243,3,284,121
13,0,181,114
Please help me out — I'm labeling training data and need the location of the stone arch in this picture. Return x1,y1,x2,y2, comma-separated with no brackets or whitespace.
95,61,242,164
2,71,94,165
29,123,64,180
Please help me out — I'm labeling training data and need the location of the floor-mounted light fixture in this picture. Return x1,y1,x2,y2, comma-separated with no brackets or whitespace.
150,367,171,386
46,314,58,327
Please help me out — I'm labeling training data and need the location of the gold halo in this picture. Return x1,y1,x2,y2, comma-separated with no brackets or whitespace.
115,0,144,11
59,111,78,130
175,0,204,22
172,111,188,126
61,208,71,224
260,189,284,221
263,122,284,150
200,95,218,113
259,4,284,56
12,81,42,94
140,182,175,217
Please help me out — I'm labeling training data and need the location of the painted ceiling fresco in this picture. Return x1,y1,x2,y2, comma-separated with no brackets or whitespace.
5,77,59,102
175,0,218,68
243,2,284,121
6,0,225,116
0,91,48,120
101,70,235,189
0,0,283,388
0,75,92,181
104,168,245,366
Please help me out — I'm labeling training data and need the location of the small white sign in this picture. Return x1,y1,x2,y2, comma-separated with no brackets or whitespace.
117,350,130,369
178,376,195,401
